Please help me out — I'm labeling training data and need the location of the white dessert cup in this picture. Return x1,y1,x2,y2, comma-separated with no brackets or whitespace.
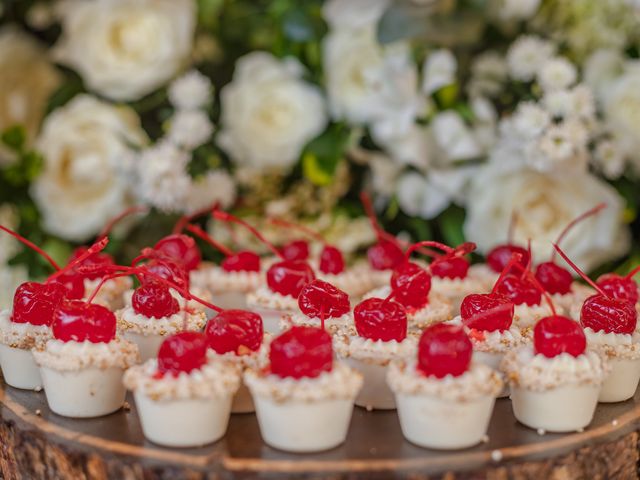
0,344,42,390
346,358,395,410
210,291,248,310
395,393,495,449
473,351,509,398
122,332,164,363
39,366,127,418
252,396,354,452
231,381,255,413
250,307,290,335
598,357,640,403
510,384,600,432
134,391,233,447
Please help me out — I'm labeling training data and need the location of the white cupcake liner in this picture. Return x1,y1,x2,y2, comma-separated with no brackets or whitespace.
598,357,640,403
0,344,42,390
210,291,249,311
395,392,495,449
510,384,599,432
250,308,291,334
252,396,354,452
473,350,509,398
231,380,255,414
345,358,395,410
40,366,126,418
134,391,233,447
122,331,164,363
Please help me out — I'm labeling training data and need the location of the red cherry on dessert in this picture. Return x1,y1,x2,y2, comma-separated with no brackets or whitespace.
12,281,67,326
280,240,309,261
132,282,180,318
154,234,201,272
51,271,85,300
52,300,116,343
390,262,431,310
486,245,530,273
221,250,261,272
319,245,345,275
430,256,470,279
367,239,405,271
494,273,541,306
69,246,115,280
535,261,573,295
157,331,208,376
206,309,264,354
298,280,350,319
534,315,586,358
418,324,472,378
460,293,514,332
596,273,639,304
580,294,637,335
353,297,407,342
266,260,315,298
270,326,332,379
142,256,190,290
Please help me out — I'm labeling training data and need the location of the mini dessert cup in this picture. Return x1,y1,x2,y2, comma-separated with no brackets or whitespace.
333,331,416,410
502,345,608,432
280,312,353,335
245,362,362,452
317,261,379,301
117,306,206,362
0,309,51,390
247,286,299,334
513,302,558,328
388,360,501,449
83,276,132,310
552,283,594,318
431,271,493,315
584,328,640,402
124,357,240,447
33,338,138,417
190,261,261,310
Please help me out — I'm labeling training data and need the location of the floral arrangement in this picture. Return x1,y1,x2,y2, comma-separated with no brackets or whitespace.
1,0,640,306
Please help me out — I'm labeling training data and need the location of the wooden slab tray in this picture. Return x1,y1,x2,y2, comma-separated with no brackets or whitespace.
0,383,639,479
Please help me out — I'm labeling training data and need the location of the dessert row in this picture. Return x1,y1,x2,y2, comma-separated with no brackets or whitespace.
0,202,638,453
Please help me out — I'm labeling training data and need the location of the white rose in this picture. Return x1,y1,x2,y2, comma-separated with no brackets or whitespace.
168,70,212,110
583,49,625,101
422,49,457,94
594,139,626,179
32,95,148,241
0,26,61,163
218,52,327,170
431,111,481,162
537,57,577,92
322,0,390,30
464,165,630,272
167,110,214,150
506,35,555,82
54,0,196,101
183,171,236,215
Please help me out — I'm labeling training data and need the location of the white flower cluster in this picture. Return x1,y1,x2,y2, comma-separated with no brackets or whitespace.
136,70,235,214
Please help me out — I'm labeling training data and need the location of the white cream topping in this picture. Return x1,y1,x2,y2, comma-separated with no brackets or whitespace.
387,360,502,402
206,338,270,371
117,306,206,336
279,312,353,334
190,262,262,293
513,302,558,327
468,264,499,284
0,309,51,350
332,333,417,364
585,327,640,360
124,357,240,401
318,267,378,298
501,345,609,392
449,316,529,353
33,338,139,372
432,272,492,300
83,276,132,310
247,285,299,311
551,283,594,314
244,362,362,403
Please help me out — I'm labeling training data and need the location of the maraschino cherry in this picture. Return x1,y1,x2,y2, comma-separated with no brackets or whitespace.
353,297,407,342
361,192,405,271
534,315,586,358
298,280,350,327
270,326,332,379
154,234,201,272
596,266,640,304
486,212,530,273
535,203,606,295
269,218,345,275
185,224,260,273
131,282,180,319
214,211,315,298
132,248,190,290
417,324,472,378
553,244,638,335
52,300,117,343
280,240,310,262
494,246,542,307
206,309,264,355
157,332,208,376
429,242,476,279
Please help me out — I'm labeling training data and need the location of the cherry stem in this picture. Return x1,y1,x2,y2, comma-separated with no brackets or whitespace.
86,271,127,304
268,218,326,244
173,202,219,234
98,205,148,239
520,239,532,280
185,224,234,257
320,305,325,331
553,243,608,297
491,253,523,294
47,238,110,283
360,191,403,248
213,210,283,259
507,211,519,244
0,224,60,271
405,241,454,261
551,203,607,262
512,262,557,316
625,265,640,280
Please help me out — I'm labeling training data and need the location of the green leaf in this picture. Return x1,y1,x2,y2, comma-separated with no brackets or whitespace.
1,125,26,152
283,9,315,42
302,152,333,186
439,206,466,246
434,84,459,109
301,124,350,186
3,150,44,186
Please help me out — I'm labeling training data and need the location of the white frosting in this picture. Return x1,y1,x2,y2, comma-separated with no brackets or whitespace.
468,264,499,285
387,360,502,402
0,309,51,349
431,272,492,300
551,283,594,314
33,338,139,372
244,362,362,403
585,327,640,360
449,316,529,353
318,265,378,298
83,276,132,309
117,306,206,336
247,286,299,311
190,262,261,293
332,333,417,365
123,357,241,401
279,312,353,334
513,302,557,327
206,338,270,371
501,345,609,392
